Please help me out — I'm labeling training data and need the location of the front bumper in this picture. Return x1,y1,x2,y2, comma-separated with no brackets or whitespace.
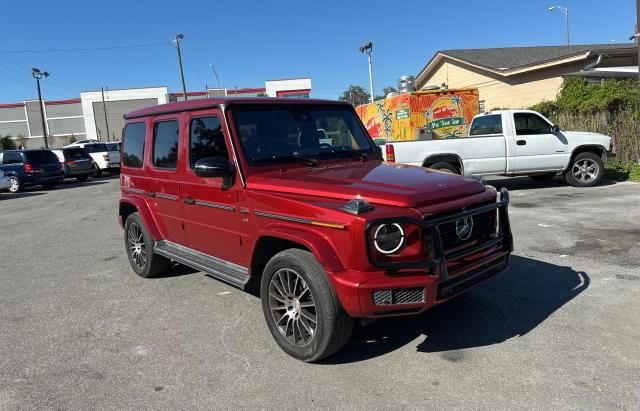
331,188,513,318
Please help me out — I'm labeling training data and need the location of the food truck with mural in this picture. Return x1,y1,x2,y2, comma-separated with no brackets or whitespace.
356,88,480,142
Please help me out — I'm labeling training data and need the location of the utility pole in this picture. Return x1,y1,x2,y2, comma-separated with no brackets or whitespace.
174,33,188,100
32,68,49,149
101,87,111,142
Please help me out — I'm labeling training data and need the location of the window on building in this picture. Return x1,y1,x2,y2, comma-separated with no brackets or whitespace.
153,121,179,169
1,152,23,164
469,114,502,136
189,116,229,169
514,113,552,135
122,123,146,168
479,100,486,113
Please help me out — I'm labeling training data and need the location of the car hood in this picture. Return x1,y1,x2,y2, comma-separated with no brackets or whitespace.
246,161,486,208
562,131,611,146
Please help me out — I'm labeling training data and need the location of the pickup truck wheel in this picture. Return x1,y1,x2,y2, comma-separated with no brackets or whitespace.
124,212,170,278
429,162,459,174
528,173,556,182
8,176,21,193
565,152,604,187
261,249,354,362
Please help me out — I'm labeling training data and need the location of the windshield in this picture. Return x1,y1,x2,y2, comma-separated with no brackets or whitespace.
63,148,90,160
84,143,108,153
231,105,375,166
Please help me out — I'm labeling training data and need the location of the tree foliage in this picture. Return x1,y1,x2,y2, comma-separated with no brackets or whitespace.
338,85,371,106
0,136,17,150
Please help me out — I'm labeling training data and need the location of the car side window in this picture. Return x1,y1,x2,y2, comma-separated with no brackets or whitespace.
469,115,502,136
2,152,23,164
189,116,229,169
122,123,146,168
153,120,179,169
514,113,551,135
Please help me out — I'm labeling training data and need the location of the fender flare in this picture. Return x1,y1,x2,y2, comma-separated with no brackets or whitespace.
119,197,162,240
253,225,345,273
564,144,608,170
422,153,465,174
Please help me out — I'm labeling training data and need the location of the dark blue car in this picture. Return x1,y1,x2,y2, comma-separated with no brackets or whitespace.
0,149,64,193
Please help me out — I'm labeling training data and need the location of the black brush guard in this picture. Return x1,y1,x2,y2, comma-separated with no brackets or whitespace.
364,188,513,282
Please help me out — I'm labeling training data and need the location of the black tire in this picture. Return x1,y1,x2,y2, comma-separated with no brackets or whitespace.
95,169,103,177
42,182,55,190
528,173,557,182
564,152,604,187
124,212,170,278
260,249,354,362
429,162,459,174
77,175,89,182
8,176,21,193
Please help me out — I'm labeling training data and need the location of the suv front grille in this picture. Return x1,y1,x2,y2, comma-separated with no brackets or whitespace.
437,208,497,251
372,288,425,305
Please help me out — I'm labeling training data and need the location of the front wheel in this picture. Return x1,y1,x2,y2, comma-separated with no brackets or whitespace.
124,212,170,278
429,162,459,174
564,152,604,187
260,249,354,362
8,176,21,193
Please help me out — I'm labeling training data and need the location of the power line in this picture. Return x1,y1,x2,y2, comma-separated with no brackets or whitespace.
0,42,171,54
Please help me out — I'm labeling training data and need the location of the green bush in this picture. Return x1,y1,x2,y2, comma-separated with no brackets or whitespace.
604,160,640,182
0,135,17,150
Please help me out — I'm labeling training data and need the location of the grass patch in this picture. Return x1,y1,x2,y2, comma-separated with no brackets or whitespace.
604,160,640,182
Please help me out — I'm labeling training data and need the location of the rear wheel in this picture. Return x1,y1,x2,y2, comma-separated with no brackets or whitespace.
77,176,89,182
260,249,354,362
8,176,20,193
528,173,556,182
429,162,459,174
564,152,604,187
124,212,170,278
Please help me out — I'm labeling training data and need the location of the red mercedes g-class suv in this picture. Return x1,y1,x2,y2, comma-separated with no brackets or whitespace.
118,98,513,362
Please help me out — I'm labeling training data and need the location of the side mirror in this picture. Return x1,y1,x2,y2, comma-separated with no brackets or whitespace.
194,156,235,189
551,124,561,133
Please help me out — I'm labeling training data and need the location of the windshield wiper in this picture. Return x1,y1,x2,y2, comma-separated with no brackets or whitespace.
271,154,318,167
323,147,368,160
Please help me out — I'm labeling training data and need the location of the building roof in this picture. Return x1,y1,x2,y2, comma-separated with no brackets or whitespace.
417,43,637,82
123,97,346,120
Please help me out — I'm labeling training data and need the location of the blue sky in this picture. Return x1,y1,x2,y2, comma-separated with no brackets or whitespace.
0,0,635,102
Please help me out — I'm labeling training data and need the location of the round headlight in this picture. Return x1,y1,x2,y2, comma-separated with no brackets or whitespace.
373,223,405,255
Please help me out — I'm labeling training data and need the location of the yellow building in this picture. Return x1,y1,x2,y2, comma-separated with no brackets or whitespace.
415,44,637,111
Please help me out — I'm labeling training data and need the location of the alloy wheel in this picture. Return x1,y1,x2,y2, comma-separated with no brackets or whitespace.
127,223,147,270
9,177,19,193
268,268,317,346
572,159,599,183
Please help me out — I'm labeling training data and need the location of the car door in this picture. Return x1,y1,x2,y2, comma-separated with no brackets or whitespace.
145,116,186,244
463,114,507,175
180,110,245,266
512,112,568,172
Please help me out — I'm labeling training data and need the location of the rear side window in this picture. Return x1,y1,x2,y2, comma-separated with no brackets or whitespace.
24,150,59,164
514,113,551,135
84,144,108,153
469,115,502,136
2,152,23,164
189,116,228,169
107,143,120,152
153,121,179,169
63,148,89,160
122,123,146,168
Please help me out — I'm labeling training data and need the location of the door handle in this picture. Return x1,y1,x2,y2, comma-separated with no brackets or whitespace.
184,197,195,205
516,140,527,146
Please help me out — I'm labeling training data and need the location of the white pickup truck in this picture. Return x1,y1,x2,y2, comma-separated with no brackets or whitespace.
382,110,612,187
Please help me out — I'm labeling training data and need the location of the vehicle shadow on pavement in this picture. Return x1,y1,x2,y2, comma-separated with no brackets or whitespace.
325,255,589,364
0,192,47,200
484,176,617,192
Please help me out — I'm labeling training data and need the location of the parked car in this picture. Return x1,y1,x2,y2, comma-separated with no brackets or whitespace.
64,139,99,147
0,149,64,192
118,98,513,362
68,142,115,176
51,147,96,181
0,171,11,196
381,110,612,187
106,142,121,171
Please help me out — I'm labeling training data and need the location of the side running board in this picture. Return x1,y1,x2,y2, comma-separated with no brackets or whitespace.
154,240,250,289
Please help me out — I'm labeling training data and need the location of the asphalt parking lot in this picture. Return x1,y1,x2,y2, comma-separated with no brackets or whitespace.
1,176,639,409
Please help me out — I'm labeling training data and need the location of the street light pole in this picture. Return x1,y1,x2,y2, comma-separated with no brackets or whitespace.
174,33,188,101
32,68,49,149
548,6,570,46
101,87,111,142
359,42,374,102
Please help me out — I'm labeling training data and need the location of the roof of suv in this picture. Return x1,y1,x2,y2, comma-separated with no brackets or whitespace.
124,97,350,120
